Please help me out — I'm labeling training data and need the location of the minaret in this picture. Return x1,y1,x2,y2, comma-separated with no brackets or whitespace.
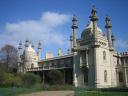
72,15,79,87
89,6,99,88
105,16,113,49
18,41,22,60
72,15,78,51
18,41,22,72
89,6,98,40
111,32,115,48
70,32,73,53
37,41,42,61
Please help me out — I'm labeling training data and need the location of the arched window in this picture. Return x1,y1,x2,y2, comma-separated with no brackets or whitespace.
104,70,107,82
103,51,106,60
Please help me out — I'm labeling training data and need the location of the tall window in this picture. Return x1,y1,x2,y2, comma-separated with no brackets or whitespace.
119,72,123,82
104,70,107,82
103,51,106,60
117,58,119,65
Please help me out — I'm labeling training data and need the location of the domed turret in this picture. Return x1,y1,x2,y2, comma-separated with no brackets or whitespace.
81,21,103,40
23,43,38,68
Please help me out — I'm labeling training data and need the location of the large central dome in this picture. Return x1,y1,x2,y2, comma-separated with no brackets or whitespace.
81,21,103,40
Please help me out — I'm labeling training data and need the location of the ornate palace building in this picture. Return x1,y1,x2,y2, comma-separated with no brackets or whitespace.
17,6,128,88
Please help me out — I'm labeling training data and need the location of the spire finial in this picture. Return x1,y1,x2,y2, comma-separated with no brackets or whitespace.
38,41,42,49
31,42,34,48
19,40,22,45
18,41,22,50
89,5,98,21
25,39,29,47
111,32,115,40
105,15,112,28
25,39,29,43
72,15,78,29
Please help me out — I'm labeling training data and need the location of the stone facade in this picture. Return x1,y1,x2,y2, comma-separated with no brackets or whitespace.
72,6,128,88
17,40,42,73
18,6,128,88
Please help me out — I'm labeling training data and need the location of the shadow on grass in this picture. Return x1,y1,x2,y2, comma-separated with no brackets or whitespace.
0,85,74,96
75,87,128,96
0,87,42,96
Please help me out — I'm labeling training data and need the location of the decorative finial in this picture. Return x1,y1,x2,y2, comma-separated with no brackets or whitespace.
105,15,112,28
111,32,115,40
89,5,98,21
38,41,42,49
18,41,22,49
19,41,22,45
72,15,77,21
72,15,78,29
25,39,29,43
31,42,34,48
67,48,70,54
25,39,29,47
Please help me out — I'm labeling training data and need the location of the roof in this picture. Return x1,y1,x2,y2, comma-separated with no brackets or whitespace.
40,54,73,62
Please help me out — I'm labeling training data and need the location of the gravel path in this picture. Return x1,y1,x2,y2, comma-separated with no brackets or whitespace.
19,91,74,96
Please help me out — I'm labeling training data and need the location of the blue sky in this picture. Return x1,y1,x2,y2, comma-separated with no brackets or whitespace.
0,0,128,58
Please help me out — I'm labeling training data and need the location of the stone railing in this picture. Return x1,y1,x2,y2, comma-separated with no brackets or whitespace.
26,63,73,71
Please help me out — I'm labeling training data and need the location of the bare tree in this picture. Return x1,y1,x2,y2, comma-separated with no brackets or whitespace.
0,44,18,71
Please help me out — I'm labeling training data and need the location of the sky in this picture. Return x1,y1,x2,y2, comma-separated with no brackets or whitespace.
0,0,128,58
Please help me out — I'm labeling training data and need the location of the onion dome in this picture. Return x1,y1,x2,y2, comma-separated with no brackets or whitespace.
81,21,103,40
23,43,38,62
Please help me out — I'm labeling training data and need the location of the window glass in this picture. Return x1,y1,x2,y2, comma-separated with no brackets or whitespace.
119,72,123,82
104,70,107,82
103,51,106,60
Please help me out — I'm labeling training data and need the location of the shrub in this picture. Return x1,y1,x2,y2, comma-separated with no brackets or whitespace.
21,73,41,87
46,70,64,85
13,75,23,87
0,69,41,88
0,72,14,87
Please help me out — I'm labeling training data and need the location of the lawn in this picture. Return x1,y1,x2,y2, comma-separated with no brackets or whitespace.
0,85,73,96
0,87,41,96
75,88,128,96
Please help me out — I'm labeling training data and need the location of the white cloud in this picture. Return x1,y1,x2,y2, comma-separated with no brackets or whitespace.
0,12,71,51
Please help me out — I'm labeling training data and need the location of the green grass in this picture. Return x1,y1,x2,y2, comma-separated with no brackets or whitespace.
75,89,128,96
0,87,42,96
0,85,74,96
